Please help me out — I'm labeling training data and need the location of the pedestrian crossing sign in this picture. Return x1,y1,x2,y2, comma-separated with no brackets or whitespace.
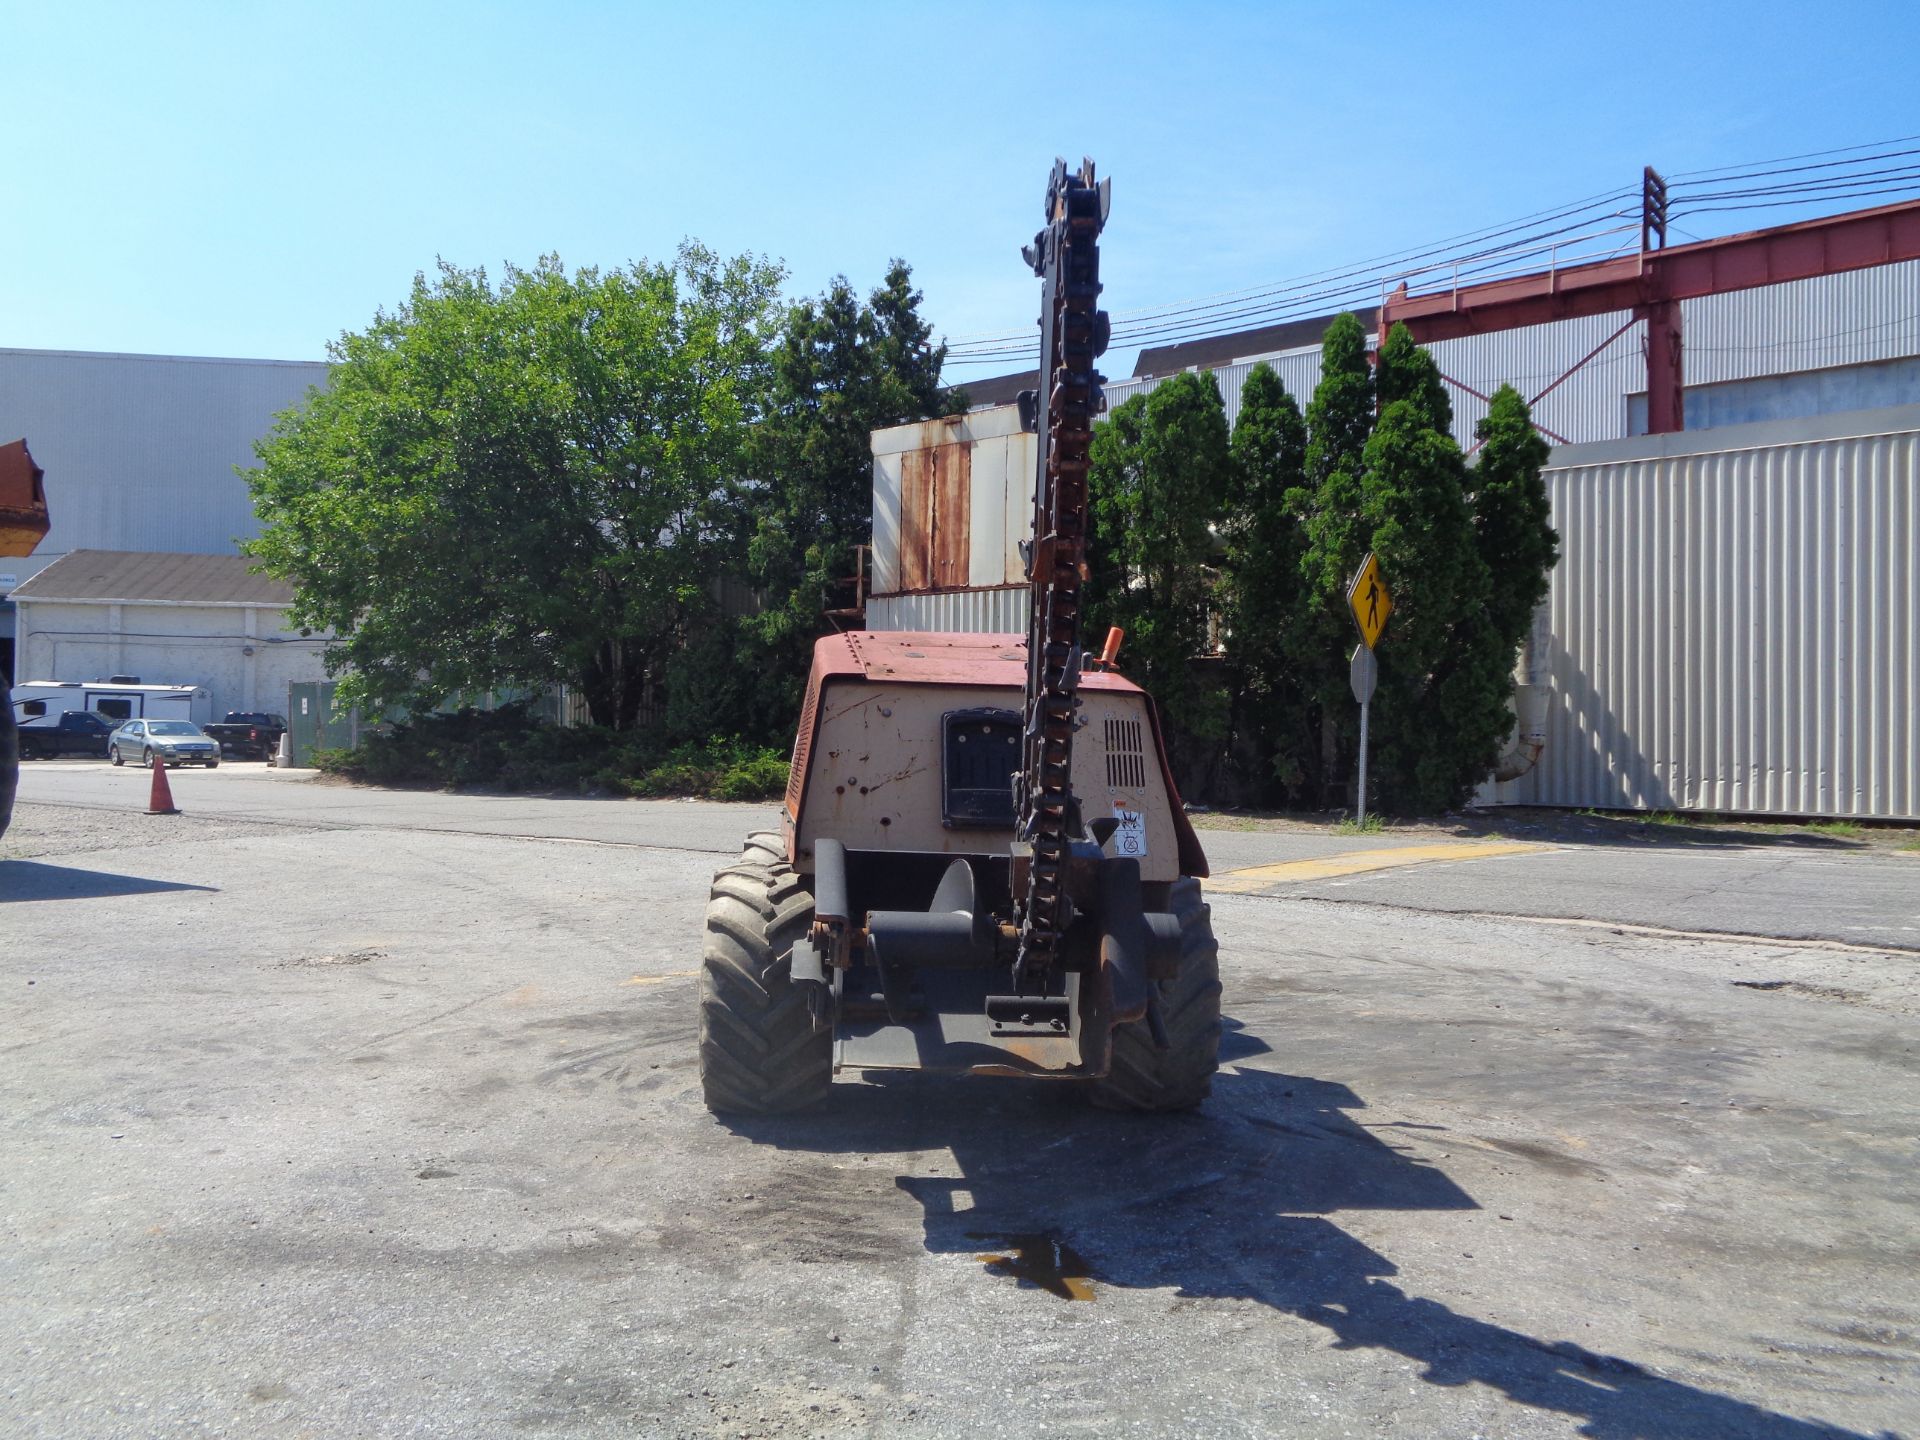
1347,552,1393,650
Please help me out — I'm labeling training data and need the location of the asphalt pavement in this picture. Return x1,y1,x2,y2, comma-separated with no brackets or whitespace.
14,759,1918,949
3,762,1917,1438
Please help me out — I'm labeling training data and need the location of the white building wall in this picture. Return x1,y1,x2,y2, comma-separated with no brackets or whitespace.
15,598,332,717
0,348,329,593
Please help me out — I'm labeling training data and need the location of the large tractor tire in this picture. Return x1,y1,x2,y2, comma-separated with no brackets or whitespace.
1089,877,1221,1113
698,831,832,1116
0,699,15,841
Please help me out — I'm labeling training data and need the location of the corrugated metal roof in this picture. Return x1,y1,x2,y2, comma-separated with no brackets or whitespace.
1131,311,1350,378
949,370,1033,409
10,549,293,605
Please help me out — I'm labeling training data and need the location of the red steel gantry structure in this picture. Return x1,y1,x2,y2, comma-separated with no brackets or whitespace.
1381,173,1920,436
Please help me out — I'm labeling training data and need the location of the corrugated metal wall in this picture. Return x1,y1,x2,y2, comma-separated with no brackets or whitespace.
1496,406,1918,818
871,409,1035,599
866,586,1029,634
874,401,1916,820
0,348,330,591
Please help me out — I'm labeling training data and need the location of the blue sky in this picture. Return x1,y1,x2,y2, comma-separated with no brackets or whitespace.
4,1,1915,380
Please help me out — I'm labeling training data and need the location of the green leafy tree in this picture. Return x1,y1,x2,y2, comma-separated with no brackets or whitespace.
1221,362,1312,798
1375,318,1453,427
245,245,784,730
1250,320,1558,814
1087,371,1233,749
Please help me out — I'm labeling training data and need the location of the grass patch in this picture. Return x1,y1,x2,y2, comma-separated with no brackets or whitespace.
1333,813,1385,836
1803,819,1864,840
314,704,788,800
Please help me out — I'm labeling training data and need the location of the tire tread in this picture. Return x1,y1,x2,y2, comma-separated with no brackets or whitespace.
698,831,831,1115
1089,877,1222,1113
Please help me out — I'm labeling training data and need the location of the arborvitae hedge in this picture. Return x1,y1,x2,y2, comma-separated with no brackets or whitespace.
1097,317,1559,814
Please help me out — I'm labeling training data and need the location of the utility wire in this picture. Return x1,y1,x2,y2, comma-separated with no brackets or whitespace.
1672,185,1920,220
942,142,1920,371
1670,162,1920,202
942,189,1638,351
1670,134,1920,180
951,214,1643,361
1667,147,1920,191
940,183,1640,342
946,217,1640,361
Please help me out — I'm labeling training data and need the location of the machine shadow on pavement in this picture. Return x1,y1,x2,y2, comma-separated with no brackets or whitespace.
0,859,218,903
727,1023,1880,1440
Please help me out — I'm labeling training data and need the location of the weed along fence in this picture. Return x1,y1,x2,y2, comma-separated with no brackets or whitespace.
1480,404,1917,820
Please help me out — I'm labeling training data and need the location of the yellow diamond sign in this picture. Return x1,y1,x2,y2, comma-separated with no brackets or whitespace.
1347,551,1393,649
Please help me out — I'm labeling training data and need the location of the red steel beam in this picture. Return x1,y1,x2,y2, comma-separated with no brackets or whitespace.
1382,198,1920,343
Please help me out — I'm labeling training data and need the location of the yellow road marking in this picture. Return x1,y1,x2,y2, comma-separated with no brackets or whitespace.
1208,841,1554,894
621,970,698,986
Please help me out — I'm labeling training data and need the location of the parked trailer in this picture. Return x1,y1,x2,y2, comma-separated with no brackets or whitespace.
11,679,213,727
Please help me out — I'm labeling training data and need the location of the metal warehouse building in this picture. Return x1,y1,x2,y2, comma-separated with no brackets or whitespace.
873,208,1920,820
9,550,330,721
0,345,329,686
1103,260,1920,448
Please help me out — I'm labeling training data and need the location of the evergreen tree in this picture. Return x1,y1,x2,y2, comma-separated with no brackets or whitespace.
1360,326,1555,814
1087,372,1232,751
1305,312,1375,488
1202,317,1558,814
1375,320,1452,430
704,260,953,742
1294,312,1377,796
1221,362,1311,798
1470,383,1558,644
749,262,950,648
1358,381,1490,813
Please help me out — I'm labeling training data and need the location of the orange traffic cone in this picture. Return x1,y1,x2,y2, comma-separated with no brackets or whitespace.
147,757,181,816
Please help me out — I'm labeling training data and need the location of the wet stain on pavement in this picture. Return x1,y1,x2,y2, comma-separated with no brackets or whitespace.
972,1231,1096,1300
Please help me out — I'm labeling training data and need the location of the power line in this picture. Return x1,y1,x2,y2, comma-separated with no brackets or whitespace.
1670,134,1920,180
939,182,1640,343
1672,184,1920,221
1667,146,1920,192
1670,161,1920,203
941,189,1639,351
939,142,1920,373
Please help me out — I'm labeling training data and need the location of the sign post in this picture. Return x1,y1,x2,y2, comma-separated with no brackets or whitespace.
1346,553,1394,820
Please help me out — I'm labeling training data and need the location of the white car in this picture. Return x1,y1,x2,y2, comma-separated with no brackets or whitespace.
109,718,221,769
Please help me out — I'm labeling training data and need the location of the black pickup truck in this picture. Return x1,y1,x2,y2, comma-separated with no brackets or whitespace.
203,712,289,760
16,709,119,760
